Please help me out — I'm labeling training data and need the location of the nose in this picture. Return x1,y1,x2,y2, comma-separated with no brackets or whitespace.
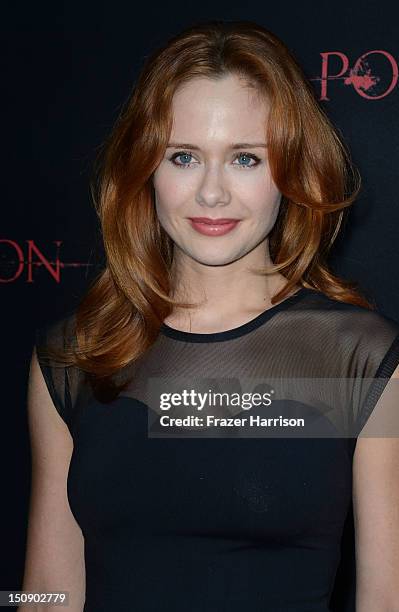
195,164,231,208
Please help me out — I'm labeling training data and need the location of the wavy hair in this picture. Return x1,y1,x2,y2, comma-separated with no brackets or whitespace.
40,19,374,400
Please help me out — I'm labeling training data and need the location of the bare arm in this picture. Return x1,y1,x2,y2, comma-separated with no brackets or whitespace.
353,364,399,612
18,347,85,611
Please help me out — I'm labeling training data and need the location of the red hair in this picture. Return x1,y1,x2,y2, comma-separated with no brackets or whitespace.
41,20,374,400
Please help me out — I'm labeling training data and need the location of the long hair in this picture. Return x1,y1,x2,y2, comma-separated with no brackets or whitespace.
40,19,374,400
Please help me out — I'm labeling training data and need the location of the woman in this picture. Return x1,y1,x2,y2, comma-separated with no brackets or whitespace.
21,20,399,611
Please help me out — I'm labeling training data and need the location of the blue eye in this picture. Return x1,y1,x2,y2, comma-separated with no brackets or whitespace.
168,150,261,169
234,153,260,168
170,152,194,167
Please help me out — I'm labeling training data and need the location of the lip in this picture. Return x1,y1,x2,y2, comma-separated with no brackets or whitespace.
188,217,240,225
188,217,241,236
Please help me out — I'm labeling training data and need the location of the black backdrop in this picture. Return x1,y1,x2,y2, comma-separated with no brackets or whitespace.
2,0,399,605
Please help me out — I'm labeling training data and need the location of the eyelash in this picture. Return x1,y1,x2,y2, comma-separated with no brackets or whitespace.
168,150,261,169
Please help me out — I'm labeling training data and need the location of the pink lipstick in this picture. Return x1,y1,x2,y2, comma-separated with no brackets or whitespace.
188,217,241,236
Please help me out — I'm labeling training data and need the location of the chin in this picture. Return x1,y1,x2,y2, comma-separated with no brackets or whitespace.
187,252,243,267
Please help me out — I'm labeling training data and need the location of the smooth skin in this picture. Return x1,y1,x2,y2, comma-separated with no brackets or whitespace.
20,72,399,610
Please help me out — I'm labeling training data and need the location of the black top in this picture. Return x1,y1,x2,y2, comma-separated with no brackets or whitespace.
34,287,399,611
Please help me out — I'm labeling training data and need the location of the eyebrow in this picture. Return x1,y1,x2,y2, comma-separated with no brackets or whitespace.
166,142,268,150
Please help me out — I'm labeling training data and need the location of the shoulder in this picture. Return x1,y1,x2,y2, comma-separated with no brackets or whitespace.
303,289,399,344
297,289,399,378
34,309,86,436
302,289,398,327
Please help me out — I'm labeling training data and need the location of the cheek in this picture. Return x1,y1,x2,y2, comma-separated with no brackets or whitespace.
237,176,281,218
153,183,184,232
232,168,278,195
153,166,193,209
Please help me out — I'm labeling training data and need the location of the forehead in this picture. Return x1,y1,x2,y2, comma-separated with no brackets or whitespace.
170,74,269,142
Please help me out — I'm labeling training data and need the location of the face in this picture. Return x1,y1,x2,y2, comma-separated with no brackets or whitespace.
152,72,281,268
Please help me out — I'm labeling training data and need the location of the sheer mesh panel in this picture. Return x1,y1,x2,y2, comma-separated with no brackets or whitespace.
35,311,91,436
34,288,399,439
